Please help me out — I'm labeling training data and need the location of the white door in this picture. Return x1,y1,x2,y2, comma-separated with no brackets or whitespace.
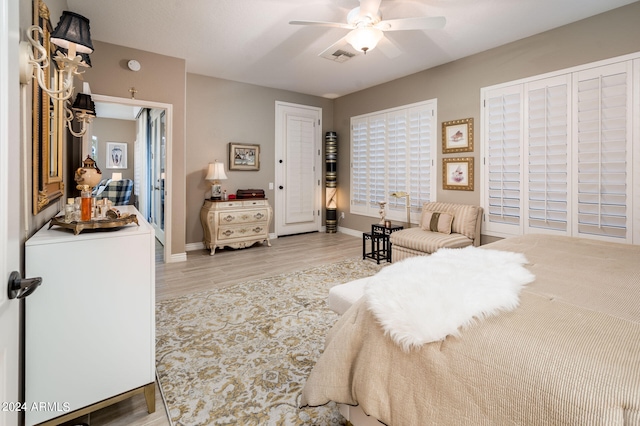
149,109,166,244
275,102,322,236
1,0,22,422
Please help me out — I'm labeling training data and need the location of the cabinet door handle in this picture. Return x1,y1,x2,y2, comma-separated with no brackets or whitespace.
254,213,264,220
222,230,234,237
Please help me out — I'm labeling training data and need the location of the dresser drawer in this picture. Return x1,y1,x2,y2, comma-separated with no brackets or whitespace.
217,223,269,241
217,208,269,225
215,199,268,209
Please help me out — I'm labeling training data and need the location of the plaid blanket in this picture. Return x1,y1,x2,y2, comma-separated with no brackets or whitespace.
95,179,133,206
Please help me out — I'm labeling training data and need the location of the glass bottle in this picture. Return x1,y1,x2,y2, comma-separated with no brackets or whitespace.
80,186,92,221
73,197,81,222
64,198,75,223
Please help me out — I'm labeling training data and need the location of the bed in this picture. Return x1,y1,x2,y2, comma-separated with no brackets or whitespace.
300,234,640,425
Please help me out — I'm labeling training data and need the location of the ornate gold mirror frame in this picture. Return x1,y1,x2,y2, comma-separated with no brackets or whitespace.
32,0,64,215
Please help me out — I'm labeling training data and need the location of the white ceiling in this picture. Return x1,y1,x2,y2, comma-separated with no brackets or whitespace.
67,0,636,99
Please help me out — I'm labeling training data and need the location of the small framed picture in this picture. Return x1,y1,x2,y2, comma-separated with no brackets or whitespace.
106,142,127,169
442,118,473,153
443,157,474,191
229,143,260,171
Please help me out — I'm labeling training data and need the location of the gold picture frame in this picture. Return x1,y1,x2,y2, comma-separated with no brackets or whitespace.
32,0,64,214
229,143,260,171
443,157,474,191
442,117,473,154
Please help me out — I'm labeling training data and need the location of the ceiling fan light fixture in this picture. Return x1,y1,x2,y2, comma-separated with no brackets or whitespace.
346,27,383,54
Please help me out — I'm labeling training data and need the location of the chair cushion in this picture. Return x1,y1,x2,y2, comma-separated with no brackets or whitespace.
390,228,473,254
420,210,454,234
421,202,480,240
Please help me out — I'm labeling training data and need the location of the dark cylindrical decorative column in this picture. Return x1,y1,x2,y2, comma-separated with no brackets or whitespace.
325,131,337,233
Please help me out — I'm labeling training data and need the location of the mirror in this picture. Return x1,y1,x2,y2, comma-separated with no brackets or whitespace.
32,0,64,215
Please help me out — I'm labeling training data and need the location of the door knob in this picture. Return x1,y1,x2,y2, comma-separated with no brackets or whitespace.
7,271,42,300
279,186,284,190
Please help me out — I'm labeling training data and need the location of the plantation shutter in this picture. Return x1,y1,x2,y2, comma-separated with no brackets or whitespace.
573,62,632,242
483,85,523,236
408,106,434,212
387,111,408,215
350,118,368,214
368,114,386,211
350,100,436,221
525,75,571,234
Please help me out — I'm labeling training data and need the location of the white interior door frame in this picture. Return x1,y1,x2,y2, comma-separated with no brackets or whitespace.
91,94,173,263
275,101,322,236
1,0,21,421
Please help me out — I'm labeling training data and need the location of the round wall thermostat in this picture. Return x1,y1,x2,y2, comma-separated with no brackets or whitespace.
127,59,141,71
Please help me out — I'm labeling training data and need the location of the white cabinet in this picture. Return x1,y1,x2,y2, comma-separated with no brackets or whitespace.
200,198,272,255
25,206,155,426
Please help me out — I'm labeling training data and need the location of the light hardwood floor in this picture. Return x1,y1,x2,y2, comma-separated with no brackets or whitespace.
60,231,363,426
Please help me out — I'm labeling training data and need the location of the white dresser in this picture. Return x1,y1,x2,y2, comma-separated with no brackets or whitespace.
200,198,273,255
24,206,155,426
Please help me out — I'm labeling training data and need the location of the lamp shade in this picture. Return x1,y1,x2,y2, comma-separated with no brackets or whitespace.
72,93,96,116
50,11,94,54
345,27,383,53
205,162,228,181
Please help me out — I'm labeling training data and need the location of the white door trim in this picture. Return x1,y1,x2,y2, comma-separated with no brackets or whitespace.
91,94,173,263
1,0,21,421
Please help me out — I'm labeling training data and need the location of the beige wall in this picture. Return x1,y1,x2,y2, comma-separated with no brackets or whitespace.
334,2,640,234
91,117,136,181
185,74,334,245
81,40,187,257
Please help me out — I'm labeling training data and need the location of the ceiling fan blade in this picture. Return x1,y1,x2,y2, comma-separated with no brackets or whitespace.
376,36,403,59
289,20,353,30
359,0,382,19
377,16,446,31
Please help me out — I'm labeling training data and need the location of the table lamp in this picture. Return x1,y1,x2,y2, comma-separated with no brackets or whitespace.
205,161,227,200
390,191,411,228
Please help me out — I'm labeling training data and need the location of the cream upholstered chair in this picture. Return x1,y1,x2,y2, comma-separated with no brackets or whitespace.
389,202,483,263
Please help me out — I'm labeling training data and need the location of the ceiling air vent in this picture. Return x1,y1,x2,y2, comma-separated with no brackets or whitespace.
318,40,357,62
325,50,356,62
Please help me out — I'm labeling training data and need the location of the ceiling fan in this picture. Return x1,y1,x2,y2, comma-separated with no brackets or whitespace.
289,0,445,55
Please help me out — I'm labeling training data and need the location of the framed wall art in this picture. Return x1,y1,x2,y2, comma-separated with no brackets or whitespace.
106,142,128,169
443,157,474,191
442,117,473,153
229,143,260,171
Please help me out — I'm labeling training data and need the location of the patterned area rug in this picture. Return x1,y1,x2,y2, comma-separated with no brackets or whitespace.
156,258,383,425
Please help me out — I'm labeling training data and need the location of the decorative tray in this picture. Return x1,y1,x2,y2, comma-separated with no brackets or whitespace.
49,214,139,235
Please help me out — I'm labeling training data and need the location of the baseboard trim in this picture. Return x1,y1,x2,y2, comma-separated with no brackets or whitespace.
185,242,205,252
169,252,188,263
337,226,363,238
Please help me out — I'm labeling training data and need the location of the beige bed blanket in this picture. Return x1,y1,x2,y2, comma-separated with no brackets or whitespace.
301,235,640,425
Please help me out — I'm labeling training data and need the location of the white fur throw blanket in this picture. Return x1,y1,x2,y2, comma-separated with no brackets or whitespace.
364,246,535,352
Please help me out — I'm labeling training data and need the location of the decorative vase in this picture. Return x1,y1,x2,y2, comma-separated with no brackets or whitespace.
74,155,102,190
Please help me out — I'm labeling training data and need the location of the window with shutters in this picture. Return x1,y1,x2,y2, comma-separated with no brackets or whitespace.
481,55,638,244
350,100,437,223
